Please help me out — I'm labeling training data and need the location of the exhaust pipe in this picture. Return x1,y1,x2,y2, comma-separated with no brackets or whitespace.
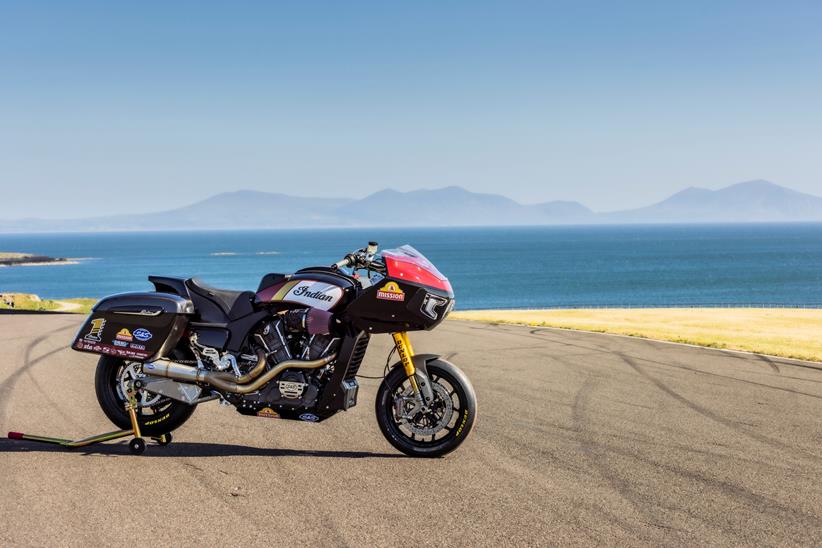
210,346,269,384
144,349,336,394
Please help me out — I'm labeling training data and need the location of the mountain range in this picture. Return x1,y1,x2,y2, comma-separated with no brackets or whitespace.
2,180,821,232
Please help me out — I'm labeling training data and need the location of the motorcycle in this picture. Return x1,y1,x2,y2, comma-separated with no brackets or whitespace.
72,242,476,457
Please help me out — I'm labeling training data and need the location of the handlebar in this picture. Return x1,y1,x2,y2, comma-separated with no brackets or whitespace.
333,254,356,270
333,241,384,272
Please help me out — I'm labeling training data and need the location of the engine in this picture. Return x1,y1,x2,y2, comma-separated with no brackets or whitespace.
186,308,340,417
234,310,340,415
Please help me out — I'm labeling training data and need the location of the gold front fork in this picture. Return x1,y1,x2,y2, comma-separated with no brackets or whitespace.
392,331,420,393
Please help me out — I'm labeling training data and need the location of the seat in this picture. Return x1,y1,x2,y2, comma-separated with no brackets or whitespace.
185,278,255,321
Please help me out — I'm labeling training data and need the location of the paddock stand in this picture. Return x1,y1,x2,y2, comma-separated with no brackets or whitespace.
6,383,171,455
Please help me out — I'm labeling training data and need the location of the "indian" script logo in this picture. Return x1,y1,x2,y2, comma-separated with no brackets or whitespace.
292,285,334,302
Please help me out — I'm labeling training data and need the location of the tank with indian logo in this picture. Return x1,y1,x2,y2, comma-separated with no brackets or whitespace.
255,270,357,312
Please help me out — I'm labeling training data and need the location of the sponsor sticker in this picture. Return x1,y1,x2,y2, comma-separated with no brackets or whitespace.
376,281,405,302
133,328,153,342
74,340,150,360
115,328,133,342
299,413,319,422
129,343,146,351
256,407,279,419
84,318,106,342
113,340,129,347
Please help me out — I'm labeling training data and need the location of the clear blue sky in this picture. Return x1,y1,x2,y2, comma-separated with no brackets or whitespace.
1,1,820,219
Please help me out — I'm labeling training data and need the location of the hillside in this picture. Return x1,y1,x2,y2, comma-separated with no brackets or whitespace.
1,180,820,232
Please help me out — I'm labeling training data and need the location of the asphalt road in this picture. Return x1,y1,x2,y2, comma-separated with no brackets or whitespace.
1,314,821,546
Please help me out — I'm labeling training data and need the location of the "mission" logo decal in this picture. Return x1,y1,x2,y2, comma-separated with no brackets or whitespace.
376,281,405,302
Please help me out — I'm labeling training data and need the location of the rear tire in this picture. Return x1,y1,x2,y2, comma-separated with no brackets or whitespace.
95,355,197,437
376,359,476,458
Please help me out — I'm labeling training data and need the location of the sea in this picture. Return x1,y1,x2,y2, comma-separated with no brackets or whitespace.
1,224,821,309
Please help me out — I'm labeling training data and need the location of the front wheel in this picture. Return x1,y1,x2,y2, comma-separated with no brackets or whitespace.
376,359,476,457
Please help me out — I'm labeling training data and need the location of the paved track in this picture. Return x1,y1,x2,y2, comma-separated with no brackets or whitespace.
1,314,821,546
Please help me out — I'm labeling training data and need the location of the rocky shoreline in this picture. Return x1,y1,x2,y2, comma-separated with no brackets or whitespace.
0,252,67,266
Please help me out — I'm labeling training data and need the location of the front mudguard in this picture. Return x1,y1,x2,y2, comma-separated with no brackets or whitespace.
392,353,438,406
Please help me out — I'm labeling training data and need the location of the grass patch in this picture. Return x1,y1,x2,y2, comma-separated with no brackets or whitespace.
450,308,822,363
0,293,96,314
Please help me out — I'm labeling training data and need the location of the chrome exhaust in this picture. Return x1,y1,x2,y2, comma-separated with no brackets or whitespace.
144,349,336,394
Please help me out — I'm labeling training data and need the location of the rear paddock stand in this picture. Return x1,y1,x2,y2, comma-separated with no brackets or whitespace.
6,384,171,455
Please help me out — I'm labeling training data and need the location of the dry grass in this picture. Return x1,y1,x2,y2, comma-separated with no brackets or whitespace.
450,308,822,363
0,294,96,314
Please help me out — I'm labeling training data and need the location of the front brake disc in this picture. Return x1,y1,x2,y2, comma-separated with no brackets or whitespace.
396,383,453,437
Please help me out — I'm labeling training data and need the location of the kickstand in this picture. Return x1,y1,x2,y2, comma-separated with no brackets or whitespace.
7,382,172,455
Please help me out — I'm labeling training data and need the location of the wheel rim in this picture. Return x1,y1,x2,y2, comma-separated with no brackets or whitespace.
388,370,463,445
113,361,174,419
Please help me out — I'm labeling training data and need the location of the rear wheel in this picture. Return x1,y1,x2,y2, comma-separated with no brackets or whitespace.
376,359,476,457
95,355,197,437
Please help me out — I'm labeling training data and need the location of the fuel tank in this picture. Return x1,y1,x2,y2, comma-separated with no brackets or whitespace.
255,269,357,312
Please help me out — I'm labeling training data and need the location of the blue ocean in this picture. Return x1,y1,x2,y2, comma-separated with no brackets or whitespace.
1,224,821,309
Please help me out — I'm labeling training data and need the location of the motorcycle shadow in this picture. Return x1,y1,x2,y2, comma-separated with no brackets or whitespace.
0,438,407,459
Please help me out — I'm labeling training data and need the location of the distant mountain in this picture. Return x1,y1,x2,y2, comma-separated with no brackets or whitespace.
129,190,351,229
603,180,822,223
341,186,588,226
530,200,595,221
0,180,820,232
0,191,353,232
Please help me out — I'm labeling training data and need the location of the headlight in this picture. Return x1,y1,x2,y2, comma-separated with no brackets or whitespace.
421,294,450,320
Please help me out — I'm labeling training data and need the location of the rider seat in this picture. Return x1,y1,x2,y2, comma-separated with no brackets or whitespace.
185,278,255,321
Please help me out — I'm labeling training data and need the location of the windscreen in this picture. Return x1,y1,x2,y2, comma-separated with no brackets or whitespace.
381,245,451,292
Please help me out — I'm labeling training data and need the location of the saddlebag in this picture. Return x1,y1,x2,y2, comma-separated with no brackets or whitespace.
73,292,194,362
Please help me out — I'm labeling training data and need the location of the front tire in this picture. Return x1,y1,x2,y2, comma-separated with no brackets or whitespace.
95,355,197,437
376,359,476,457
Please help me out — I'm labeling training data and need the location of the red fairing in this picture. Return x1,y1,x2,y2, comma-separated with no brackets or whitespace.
382,246,453,293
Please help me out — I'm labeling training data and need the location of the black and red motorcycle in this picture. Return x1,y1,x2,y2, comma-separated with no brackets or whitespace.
72,243,476,457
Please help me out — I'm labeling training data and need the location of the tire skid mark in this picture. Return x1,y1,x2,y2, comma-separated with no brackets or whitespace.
24,368,86,430
571,375,672,542
618,353,822,464
527,328,618,353
0,323,77,422
502,402,808,479
570,374,819,541
626,353,822,400
594,440,822,525
455,321,616,354
471,432,646,540
707,344,822,373
756,354,781,374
